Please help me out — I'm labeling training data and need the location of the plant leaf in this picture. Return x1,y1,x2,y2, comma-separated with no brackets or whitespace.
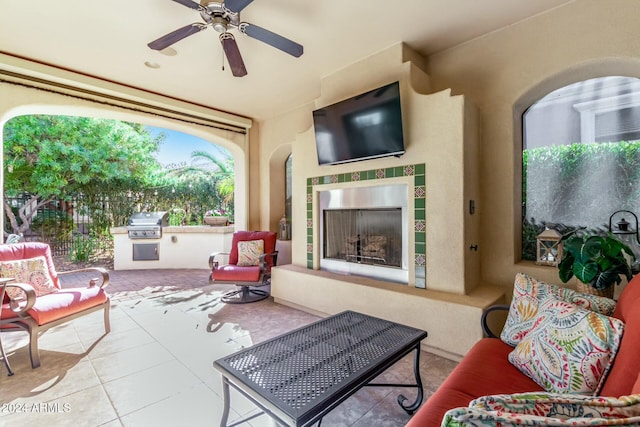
574,259,598,283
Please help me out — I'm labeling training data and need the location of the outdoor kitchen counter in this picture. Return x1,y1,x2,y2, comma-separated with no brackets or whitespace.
111,225,234,270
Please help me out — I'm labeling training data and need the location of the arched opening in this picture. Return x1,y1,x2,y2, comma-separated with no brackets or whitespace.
1,84,251,241
520,75,640,262
267,143,292,233
3,115,238,254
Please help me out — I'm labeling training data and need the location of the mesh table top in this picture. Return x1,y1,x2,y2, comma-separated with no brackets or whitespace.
214,310,427,426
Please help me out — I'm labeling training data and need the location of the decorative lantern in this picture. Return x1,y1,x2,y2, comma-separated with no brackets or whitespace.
536,227,563,267
609,210,640,273
279,215,291,241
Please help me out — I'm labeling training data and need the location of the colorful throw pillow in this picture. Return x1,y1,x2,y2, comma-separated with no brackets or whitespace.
508,298,625,394
501,273,616,347
442,406,640,426
237,240,264,266
0,256,57,300
471,392,640,420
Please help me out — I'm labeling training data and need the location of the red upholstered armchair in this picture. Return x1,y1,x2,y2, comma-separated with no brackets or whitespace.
209,231,278,304
0,242,110,372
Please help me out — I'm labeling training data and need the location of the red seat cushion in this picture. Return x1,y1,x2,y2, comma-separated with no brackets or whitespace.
406,338,543,427
212,265,261,282
1,286,108,326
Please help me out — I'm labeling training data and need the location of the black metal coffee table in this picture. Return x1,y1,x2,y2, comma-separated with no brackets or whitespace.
213,310,428,427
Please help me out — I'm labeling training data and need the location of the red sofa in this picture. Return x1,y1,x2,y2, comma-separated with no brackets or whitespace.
406,275,640,427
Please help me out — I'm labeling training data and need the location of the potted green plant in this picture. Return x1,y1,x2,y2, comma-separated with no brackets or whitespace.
558,233,634,297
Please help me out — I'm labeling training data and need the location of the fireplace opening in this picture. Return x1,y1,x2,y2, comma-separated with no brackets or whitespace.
323,208,402,268
318,183,409,284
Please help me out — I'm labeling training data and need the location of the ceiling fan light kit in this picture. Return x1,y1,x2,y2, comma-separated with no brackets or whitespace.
211,16,228,33
147,0,303,77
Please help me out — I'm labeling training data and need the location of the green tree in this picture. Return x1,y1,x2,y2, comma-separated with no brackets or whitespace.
176,147,235,217
3,115,164,235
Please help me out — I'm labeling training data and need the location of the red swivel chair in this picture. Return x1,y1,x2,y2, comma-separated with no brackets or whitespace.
209,231,278,304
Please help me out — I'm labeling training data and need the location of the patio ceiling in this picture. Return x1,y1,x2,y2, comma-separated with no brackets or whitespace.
0,0,573,120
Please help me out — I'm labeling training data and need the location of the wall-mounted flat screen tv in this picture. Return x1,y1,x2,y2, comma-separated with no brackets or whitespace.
313,81,405,165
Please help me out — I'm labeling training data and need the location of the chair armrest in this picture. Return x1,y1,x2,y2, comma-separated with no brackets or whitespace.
209,252,230,269
58,267,110,289
259,251,279,272
481,304,510,338
4,282,36,315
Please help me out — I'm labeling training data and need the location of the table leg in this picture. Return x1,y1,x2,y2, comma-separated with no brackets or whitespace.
220,376,231,427
397,345,423,414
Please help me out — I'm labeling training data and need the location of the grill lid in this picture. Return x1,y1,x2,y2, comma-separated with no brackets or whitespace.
128,211,169,227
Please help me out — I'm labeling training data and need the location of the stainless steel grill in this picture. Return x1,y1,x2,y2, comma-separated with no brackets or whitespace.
127,211,169,239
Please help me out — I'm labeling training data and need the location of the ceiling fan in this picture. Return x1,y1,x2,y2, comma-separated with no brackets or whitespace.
147,0,303,77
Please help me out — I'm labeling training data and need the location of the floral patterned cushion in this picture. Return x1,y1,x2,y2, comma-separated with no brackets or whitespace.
237,240,264,266
0,256,57,300
501,273,617,347
508,299,625,394
441,393,640,426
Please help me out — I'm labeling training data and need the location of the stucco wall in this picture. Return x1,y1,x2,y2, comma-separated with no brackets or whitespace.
260,0,640,292
256,104,314,233
425,0,640,289
265,43,497,358
285,44,480,294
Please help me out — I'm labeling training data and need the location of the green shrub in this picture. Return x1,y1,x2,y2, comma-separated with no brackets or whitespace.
523,140,640,260
67,235,97,262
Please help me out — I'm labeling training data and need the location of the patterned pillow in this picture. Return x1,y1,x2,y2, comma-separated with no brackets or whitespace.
501,273,617,347
508,299,625,394
442,406,640,426
237,240,264,266
471,392,640,420
0,256,57,300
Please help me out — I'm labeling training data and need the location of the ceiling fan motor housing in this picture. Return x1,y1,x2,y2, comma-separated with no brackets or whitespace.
199,2,240,30
148,0,303,76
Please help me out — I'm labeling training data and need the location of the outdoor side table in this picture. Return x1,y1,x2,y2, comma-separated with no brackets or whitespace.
214,310,428,427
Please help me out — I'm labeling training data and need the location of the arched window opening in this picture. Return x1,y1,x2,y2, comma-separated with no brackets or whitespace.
283,153,293,238
522,76,640,261
285,154,292,220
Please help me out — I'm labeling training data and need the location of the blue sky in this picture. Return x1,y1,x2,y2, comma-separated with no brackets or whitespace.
146,126,230,170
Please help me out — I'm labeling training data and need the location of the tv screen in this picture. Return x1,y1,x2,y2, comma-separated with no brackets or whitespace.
313,81,405,165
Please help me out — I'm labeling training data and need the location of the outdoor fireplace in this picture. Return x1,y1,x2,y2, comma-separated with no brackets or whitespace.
319,184,409,283
324,209,402,266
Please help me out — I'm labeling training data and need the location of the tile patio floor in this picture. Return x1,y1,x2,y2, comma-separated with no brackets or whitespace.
0,268,457,427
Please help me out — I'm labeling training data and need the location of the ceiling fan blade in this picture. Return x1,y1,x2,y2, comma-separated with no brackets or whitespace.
220,33,247,77
148,24,206,50
171,0,205,11
239,23,303,57
224,0,254,13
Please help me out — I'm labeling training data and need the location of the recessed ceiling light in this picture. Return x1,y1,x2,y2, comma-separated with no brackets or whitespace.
159,47,177,56
144,61,160,69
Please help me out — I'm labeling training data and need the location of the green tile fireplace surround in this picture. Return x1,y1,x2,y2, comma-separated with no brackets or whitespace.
306,163,426,288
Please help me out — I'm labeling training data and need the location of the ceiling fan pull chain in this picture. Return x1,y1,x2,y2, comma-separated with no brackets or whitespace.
222,45,225,71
